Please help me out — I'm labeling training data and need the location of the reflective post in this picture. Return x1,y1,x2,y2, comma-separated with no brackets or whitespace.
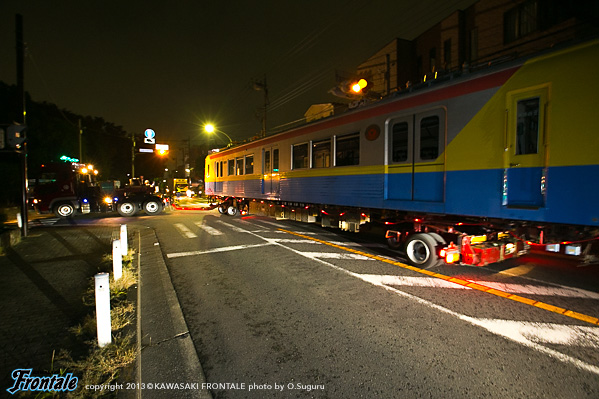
94,273,111,347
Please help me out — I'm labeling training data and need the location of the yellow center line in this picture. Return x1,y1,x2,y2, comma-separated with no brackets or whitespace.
278,228,599,326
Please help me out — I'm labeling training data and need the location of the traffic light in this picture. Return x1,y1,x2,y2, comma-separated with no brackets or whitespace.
7,124,27,149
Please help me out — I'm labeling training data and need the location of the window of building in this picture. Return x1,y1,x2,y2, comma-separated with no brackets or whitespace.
443,39,451,69
228,159,235,176
504,0,539,43
429,47,437,73
420,116,440,160
469,28,478,62
245,155,254,174
335,133,360,166
516,97,539,155
236,157,244,175
312,139,331,168
292,143,309,169
392,122,409,162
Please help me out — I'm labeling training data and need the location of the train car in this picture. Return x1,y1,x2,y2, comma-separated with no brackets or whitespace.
205,39,599,267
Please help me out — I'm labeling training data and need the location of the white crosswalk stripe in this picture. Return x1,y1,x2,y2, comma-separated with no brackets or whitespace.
173,223,197,238
193,221,223,235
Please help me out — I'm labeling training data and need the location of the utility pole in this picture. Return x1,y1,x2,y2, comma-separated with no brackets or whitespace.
78,118,83,161
131,133,136,178
253,76,269,138
16,14,28,237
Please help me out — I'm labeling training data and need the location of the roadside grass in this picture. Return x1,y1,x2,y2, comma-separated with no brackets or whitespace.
56,248,138,398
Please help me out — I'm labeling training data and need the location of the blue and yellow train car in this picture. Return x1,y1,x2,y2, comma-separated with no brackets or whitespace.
206,39,599,266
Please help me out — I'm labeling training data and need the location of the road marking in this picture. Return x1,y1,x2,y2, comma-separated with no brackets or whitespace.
360,275,599,299
166,243,273,259
278,228,599,327
173,223,197,238
301,252,374,260
193,221,223,236
215,220,247,232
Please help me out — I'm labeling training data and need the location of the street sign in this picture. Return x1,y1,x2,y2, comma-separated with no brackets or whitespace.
139,148,154,153
144,129,155,144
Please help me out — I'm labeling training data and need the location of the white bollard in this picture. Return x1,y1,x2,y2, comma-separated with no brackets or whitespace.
94,273,111,347
120,225,128,257
112,239,122,280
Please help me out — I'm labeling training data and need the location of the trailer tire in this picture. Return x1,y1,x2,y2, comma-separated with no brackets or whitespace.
54,203,75,218
217,205,226,214
404,233,441,268
143,199,163,215
227,206,238,216
117,201,139,217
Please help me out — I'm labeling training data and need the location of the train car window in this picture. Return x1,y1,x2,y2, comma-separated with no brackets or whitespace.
336,133,360,166
215,162,219,178
220,161,224,177
228,159,235,176
516,97,539,155
206,164,210,177
245,155,254,174
264,150,271,173
420,116,439,160
292,143,309,169
273,149,279,172
312,139,331,168
392,122,409,162
236,157,244,175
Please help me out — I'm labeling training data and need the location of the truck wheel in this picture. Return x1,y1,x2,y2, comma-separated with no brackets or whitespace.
54,203,75,218
226,206,238,216
117,201,139,217
404,233,441,268
217,204,226,214
143,199,163,215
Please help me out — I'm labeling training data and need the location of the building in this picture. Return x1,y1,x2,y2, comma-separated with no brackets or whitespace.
353,0,599,97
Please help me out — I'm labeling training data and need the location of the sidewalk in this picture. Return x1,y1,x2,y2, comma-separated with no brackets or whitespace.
0,223,211,398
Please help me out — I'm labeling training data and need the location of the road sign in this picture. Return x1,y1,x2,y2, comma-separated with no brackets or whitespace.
144,129,155,144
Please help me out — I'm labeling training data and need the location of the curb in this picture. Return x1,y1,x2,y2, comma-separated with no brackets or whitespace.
136,226,212,399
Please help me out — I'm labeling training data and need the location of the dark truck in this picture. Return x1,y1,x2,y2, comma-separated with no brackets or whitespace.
30,163,166,217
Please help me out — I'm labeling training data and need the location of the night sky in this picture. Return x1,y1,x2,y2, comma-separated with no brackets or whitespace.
1,0,476,145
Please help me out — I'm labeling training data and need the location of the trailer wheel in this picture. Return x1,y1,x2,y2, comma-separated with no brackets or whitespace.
54,203,75,218
217,204,226,214
143,199,163,215
226,205,238,216
405,233,441,267
117,201,139,217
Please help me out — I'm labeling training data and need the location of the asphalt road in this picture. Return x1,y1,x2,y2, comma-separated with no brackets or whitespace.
126,209,599,399
46,208,599,398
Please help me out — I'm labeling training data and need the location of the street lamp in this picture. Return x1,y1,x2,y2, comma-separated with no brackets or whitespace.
204,124,233,147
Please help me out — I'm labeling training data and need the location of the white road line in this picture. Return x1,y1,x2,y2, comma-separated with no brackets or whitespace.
193,221,223,236
475,319,599,348
360,275,599,299
173,223,197,239
215,220,247,232
302,252,374,260
271,239,321,244
166,243,273,258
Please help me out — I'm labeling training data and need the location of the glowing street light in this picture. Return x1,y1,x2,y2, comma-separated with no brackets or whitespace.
204,124,233,147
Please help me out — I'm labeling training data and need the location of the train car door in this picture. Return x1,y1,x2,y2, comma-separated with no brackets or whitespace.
262,147,280,197
503,86,548,208
386,108,446,202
